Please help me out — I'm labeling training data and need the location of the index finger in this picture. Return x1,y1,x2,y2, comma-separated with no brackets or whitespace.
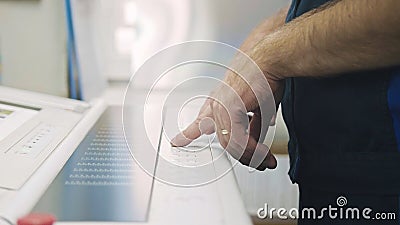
170,105,215,147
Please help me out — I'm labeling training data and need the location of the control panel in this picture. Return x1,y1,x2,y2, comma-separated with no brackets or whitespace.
13,123,58,158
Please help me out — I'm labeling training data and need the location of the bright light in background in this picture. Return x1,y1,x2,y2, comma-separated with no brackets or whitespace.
74,0,285,81
115,27,136,55
114,1,139,55
75,0,217,81
126,0,190,74
113,0,191,81
123,1,138,25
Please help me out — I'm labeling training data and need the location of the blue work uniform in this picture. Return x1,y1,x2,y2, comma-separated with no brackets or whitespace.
282,0,400,224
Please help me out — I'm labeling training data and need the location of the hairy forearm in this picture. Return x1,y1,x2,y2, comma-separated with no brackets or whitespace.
253,0,400,79
239,6,289,53
224,6,288,108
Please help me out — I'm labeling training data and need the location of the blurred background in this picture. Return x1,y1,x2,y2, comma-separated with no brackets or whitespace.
0,0,297,224
0,0,290,98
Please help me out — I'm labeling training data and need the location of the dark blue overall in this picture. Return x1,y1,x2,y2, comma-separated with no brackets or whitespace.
282,0,400,224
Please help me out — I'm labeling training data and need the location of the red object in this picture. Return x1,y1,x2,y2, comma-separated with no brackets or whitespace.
17,214,56,225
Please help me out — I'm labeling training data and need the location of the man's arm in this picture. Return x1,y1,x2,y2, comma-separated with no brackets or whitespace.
240,6,289,53
171,7,289,169
172,0,400,170
253,0,400,80
223,6,288,110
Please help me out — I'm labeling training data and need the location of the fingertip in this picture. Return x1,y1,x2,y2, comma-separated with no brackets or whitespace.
170,133,192,147
170,140,179,147
251,142,277,170
255,154,277,171
266,153,277,169
256,164,267,171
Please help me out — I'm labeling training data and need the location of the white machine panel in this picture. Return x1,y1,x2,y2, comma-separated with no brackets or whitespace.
0,108,83,190
11,123,59,158
0,87,89,190
0,87,253,225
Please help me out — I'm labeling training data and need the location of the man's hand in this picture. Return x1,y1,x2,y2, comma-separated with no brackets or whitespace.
171,5,289,170
171,69,284,170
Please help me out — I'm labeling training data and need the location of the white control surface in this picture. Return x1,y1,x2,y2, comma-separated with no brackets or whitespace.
12,124,58,158
0,108,83,190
